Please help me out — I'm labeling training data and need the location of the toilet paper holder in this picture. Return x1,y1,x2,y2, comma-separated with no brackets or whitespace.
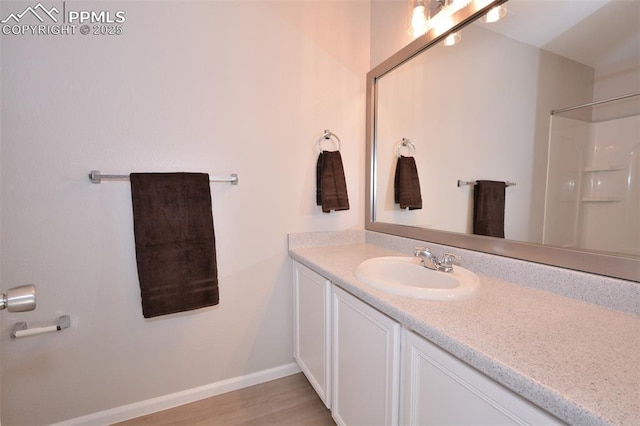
11,315,71,339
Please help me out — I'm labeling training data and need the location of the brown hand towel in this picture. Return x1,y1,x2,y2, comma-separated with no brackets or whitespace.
394,155,422,210
316,150,350,213
130,173,219,318
473,180,506,238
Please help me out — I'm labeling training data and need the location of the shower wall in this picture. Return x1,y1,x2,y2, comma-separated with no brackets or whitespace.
581,115,639,255
545,112,640,256
542,116,586,248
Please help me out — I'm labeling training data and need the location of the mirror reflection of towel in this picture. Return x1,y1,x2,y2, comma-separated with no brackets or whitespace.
130,173,219,318
473,180,506,238
394,155,422,210
316,150,350,213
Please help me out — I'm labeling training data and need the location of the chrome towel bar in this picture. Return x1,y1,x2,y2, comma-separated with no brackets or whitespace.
457,180,516,187
89,170,239,185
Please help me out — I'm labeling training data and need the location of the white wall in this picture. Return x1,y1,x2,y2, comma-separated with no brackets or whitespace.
0,1,369,424
593,57,640,121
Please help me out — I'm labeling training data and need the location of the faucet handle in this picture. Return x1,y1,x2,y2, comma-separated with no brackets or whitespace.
440,253,461,267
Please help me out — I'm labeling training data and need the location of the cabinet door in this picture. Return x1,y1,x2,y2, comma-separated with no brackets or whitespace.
332,285,400,426
402,330,563,425
293,261,332,407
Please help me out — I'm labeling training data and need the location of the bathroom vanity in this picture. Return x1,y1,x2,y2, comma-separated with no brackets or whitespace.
303,1,640,424
289,231,639,426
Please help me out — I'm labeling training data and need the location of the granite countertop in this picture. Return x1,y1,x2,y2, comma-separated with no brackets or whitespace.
289,241,640,426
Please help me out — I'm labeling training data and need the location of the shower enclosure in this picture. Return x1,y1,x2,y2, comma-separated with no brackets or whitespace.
544,92,640,257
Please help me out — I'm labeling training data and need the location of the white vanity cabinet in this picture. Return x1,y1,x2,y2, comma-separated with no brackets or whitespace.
402,330,563,425
293,260,560,426
293,262,332,407
332,285,400,426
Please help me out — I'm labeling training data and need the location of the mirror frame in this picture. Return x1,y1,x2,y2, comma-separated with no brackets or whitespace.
365,0,640,282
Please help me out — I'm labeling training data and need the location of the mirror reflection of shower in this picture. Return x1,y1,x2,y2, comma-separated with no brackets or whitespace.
544,92,640,256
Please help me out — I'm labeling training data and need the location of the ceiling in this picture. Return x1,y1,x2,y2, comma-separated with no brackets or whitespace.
478,0,640,69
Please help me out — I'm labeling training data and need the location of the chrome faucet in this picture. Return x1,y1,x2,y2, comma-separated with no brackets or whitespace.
413,247,460,273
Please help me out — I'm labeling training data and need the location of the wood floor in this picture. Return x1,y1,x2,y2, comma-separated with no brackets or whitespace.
114,373,335,426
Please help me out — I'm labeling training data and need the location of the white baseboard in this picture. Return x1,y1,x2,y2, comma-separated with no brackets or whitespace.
52,362,301,425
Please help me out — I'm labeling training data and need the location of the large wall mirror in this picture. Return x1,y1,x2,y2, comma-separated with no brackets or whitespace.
365,0,640,281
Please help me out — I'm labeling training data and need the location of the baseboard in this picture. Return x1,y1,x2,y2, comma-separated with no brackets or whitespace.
52,362,301,425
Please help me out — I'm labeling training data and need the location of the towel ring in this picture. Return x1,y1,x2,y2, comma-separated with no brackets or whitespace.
315,129,341,153
395,138,416,157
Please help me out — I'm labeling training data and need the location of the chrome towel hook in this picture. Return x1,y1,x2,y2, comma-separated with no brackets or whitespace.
315,129,341,153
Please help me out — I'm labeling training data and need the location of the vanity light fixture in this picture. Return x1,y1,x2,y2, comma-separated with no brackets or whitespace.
409,0,472,39
479,4,507,23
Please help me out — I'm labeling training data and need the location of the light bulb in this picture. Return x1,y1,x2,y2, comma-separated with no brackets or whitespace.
410,3,429,37
443,31,461,46
480,5,507,23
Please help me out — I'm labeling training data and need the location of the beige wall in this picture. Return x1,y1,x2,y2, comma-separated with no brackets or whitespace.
0,1,369,424
370,0,412,68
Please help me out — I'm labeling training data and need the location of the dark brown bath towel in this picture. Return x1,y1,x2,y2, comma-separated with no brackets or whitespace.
130,173,219,318
316,150,350,213
473,180,506,238
394,155,422,210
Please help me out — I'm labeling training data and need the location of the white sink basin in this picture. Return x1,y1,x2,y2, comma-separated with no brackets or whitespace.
354,256,480,300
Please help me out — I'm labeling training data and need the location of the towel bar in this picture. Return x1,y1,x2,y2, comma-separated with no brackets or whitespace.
457,180,516,187
89,171,239,185
11,315,70,339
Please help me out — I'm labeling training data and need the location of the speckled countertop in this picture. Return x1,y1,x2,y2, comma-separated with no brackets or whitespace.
289,232,640,426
